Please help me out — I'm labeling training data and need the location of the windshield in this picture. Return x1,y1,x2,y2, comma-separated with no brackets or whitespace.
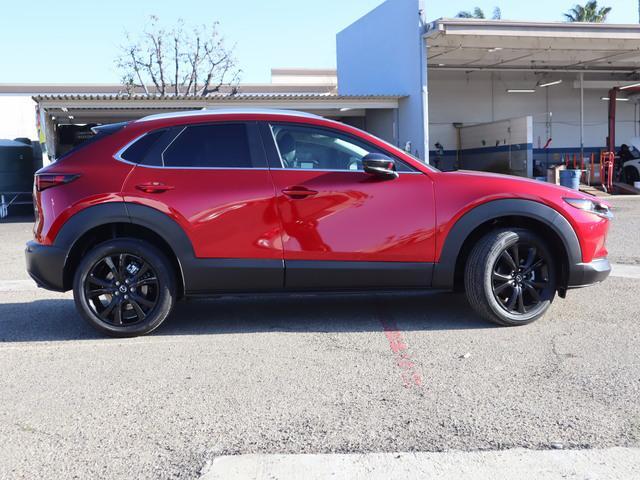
629,137,640,159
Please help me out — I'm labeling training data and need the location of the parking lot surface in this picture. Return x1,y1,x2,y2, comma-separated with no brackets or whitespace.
1,196,639,479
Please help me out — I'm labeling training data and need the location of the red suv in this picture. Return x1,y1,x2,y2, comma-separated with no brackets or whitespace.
26,109,612,336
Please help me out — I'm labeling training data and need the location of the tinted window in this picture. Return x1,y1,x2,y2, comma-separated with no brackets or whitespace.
162,123,252,168
120,130,165,163
269,124,414,172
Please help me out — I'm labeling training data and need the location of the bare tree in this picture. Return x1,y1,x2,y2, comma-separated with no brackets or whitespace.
116,16,241,96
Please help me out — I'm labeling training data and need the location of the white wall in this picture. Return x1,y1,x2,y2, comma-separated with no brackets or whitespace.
365,109,396,145
428,70,639,154
337,0,428,160
0,96,38,140
459,116,532,150
457,116,533,177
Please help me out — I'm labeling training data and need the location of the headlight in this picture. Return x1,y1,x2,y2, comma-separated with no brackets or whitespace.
564,198,613,219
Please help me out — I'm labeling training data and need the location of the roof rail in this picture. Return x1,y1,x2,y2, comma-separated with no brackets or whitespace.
136,108,324,123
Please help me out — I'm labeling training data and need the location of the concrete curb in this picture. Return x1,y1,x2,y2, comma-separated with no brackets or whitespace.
200,447,640,480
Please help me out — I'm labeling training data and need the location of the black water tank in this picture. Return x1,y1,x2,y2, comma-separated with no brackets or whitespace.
0,139,35,193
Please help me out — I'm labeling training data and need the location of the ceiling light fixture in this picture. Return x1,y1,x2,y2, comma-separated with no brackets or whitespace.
619,82,640,90
601,97,629,101
488,47,503,53
61,107,68,112
538,79,562,88
507,89,536,93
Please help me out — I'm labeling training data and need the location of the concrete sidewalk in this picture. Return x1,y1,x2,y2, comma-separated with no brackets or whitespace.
201,447,640,480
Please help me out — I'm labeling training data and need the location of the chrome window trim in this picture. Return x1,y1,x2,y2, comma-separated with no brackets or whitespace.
113,127,423,174
136,164,269,171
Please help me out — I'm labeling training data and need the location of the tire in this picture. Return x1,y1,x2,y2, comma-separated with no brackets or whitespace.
464,228,556,326
73,238,176,337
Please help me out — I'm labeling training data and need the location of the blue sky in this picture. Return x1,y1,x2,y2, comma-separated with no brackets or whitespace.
1,0,637,84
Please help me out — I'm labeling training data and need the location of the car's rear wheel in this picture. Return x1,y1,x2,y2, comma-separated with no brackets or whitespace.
73,239,176,337
464,228,556,326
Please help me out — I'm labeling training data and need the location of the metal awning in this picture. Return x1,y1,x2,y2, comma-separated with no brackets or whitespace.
425,19,640,73
33,93,404,160
33,93,403,124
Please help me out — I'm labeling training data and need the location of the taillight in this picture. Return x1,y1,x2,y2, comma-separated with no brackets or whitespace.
35,174,80,192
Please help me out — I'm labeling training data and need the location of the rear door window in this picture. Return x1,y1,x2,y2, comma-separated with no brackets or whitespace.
162,123,256,168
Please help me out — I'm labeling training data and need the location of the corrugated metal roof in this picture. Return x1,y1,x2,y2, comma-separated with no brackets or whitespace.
33,93,403,102
426,18,640,73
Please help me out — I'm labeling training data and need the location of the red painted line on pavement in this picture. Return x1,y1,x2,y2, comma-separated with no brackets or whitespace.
377,304,423,388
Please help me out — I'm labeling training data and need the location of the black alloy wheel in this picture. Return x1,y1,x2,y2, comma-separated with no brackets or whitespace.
84,253,159,326
465,228,557,326
491,241,551,315
73,239,176,337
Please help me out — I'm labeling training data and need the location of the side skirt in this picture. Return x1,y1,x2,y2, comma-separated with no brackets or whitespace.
285,260,433,290
182,258,284,294
182,258,434,294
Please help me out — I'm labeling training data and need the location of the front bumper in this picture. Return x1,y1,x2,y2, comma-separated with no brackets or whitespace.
25,241,68,292
567,257,611,289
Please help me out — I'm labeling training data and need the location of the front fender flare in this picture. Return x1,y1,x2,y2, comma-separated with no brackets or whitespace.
432,199,582,289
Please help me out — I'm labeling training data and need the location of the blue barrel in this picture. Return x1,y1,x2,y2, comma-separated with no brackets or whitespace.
559,169,581,190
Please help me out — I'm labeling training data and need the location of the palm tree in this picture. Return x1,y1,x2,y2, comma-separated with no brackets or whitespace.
564,1,612,22
456,7,502,19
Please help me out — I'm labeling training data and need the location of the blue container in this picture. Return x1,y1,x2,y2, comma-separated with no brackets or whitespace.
534,176,546,182
559,169,581,190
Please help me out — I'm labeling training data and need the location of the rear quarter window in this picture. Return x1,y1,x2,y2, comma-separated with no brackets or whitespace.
119,130,166,163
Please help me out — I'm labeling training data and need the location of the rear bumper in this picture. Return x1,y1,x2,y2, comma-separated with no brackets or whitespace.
25,241,67,292
567,257,611,289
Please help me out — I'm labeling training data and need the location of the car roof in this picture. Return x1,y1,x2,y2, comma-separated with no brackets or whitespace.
135,108,324,124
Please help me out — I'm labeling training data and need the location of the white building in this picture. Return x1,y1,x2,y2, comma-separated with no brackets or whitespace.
338,0,640,176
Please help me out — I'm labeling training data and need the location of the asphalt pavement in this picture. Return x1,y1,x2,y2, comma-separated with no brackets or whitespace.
1,196,639,479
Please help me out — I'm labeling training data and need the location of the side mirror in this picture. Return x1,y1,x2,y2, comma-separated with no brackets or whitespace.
362,153,399,179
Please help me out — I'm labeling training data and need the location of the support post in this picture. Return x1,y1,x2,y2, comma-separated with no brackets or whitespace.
579,72,585,164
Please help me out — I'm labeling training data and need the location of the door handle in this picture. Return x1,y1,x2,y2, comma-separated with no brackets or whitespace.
282,186,318,199
136,182,175,193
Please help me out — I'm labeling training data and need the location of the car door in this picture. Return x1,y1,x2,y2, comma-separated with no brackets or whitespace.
121,121,284,292
260,121,436,290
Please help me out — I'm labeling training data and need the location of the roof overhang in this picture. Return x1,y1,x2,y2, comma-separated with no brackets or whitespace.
425,18,640,73
33,93,402,124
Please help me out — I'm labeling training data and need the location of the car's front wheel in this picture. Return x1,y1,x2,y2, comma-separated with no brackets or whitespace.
464,228,557,326
73,239,176,337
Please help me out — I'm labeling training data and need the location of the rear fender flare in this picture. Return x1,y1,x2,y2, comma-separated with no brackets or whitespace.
55,202,194,291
